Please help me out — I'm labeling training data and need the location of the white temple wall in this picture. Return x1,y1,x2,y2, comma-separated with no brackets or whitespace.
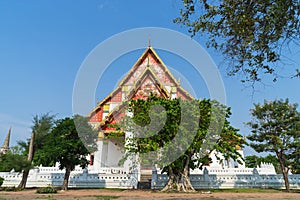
0,166,138,189
152,167,300,190
190,165,276,175
90,139,124,171
106,140,124,167
208,150,246,169
90,140,104,171
209,150,226,168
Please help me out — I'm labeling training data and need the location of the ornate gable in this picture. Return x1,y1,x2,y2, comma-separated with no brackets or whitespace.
88,46,194,132
120,47,178,87
127,67,170,100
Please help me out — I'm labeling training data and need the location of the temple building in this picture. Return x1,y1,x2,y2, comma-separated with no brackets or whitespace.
87,45,245,172
1,46,286,190
88,46,193,169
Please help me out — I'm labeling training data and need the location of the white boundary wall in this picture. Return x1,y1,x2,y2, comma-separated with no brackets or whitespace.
152,167,300,190
2,164,299,190
0,166,138,189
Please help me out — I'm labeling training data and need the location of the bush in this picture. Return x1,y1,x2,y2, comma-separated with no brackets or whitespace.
36,186,57,194
0,177,4,187
0,187,23,192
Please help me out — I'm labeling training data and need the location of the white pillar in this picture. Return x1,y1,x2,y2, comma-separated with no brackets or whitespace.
92,140,105,171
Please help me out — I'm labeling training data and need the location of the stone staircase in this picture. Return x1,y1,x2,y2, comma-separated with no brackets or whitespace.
138,170,152,189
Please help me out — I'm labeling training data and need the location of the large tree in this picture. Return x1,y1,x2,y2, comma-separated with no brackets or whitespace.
247,99,300,192
123,95,246,192
175,0,300,83
34,115,98,190
18,113,55,188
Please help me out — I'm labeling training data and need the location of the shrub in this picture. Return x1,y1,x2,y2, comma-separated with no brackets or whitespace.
36,186,57,194
0,177,4,187
0,187,23,192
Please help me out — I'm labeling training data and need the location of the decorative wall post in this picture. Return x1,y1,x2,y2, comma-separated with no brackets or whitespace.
151,165,158,189
253,168,259,188
203,167,210,181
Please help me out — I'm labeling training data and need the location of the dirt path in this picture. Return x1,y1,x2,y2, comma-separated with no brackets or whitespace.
0,189,300,200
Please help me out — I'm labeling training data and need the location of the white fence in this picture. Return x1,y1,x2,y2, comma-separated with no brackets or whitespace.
152,167,300,190
0,167,138,189
2,165,300,190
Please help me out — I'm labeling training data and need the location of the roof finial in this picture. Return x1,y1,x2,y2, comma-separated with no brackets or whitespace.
148,34,151,47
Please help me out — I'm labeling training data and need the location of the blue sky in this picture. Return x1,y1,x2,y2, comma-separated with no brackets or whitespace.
0,0,299,156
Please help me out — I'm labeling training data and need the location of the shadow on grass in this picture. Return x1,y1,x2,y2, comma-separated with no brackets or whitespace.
95,195,119,200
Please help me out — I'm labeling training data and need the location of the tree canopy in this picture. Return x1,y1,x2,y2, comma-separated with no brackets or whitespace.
0,148,32,173
175,0,300,83
247,98,300,192
122,95,246,192
34,115,98,190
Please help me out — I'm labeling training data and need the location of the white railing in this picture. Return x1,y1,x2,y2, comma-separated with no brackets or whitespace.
0,166,138,189
2,165,299,190
152,167,300,190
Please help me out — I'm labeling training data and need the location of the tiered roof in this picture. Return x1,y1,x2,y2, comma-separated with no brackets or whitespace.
88,46,194,134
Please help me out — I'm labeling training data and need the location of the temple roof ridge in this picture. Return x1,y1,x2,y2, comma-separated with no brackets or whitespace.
118,46,180,87
88,45,195,120
88,46,178,117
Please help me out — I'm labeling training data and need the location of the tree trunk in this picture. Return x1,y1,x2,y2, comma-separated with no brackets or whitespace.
161,167,179,192
161,171,195,192
18,169,29,189
62,167,71,191
181,157,195,192
161,158,195,192
277,153,290,192
279,160,290,192
18,131,35,189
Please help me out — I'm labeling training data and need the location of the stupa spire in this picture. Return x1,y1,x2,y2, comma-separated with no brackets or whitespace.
1,127,11,154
